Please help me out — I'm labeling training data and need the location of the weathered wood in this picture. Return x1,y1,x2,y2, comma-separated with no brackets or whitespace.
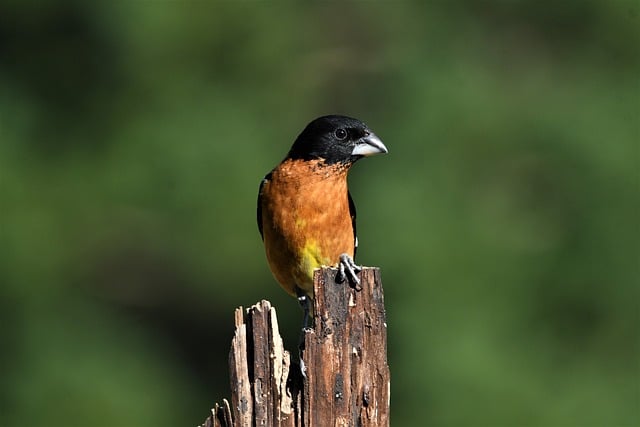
200,267,390,427
200,399,232,427
302,267,390,427
229,307,252,425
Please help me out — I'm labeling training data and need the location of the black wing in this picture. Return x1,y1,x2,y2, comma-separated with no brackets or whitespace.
257,172,272,241
348,190,358,259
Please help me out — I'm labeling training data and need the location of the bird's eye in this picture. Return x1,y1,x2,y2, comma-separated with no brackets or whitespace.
334,128,348,140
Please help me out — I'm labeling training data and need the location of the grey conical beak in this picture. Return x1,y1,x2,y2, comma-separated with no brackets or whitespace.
351,133,388,156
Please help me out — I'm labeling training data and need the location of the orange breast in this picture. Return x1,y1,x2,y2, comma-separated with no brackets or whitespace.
260,159,355,297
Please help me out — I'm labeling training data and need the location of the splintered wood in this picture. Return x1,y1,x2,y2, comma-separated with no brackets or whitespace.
201,267,390,427
302,267,390,426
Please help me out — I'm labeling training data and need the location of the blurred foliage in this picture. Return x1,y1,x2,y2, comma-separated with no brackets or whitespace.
0,1,638,426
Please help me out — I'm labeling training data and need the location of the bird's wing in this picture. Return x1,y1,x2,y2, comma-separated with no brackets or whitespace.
348,190,358,259
257,172,271,241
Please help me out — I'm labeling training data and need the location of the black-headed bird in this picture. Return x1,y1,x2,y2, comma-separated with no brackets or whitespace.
257,115,388,324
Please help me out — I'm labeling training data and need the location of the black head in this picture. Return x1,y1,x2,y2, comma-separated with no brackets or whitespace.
286,115,387,165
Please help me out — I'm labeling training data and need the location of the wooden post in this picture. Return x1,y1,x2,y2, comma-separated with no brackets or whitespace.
200,267,390,427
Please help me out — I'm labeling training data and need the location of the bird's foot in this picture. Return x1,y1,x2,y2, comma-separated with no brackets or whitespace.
336,253,362,290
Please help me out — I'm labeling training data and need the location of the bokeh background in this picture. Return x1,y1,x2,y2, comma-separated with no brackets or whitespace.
1,1,638,426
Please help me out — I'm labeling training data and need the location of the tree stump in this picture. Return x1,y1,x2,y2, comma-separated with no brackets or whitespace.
201,266,390,427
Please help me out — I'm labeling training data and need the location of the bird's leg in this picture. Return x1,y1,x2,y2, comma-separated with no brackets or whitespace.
336,253,362,289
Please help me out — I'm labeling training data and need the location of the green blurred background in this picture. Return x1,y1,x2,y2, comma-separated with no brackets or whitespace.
1,1,638,426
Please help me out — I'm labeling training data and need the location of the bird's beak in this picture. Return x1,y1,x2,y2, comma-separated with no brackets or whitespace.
351,133,388,157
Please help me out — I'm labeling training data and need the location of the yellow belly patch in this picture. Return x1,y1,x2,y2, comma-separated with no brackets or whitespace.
297,240,327,292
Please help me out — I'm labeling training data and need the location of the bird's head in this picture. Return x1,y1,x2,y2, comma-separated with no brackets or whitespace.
287,115,388,165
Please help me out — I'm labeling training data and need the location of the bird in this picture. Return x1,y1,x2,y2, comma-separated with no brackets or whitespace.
257,115,388,325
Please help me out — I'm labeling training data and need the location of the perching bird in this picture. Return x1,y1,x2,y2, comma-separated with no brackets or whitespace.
257,115,388,321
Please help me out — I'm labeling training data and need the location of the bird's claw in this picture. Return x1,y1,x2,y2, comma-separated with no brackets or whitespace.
336,253,362,289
